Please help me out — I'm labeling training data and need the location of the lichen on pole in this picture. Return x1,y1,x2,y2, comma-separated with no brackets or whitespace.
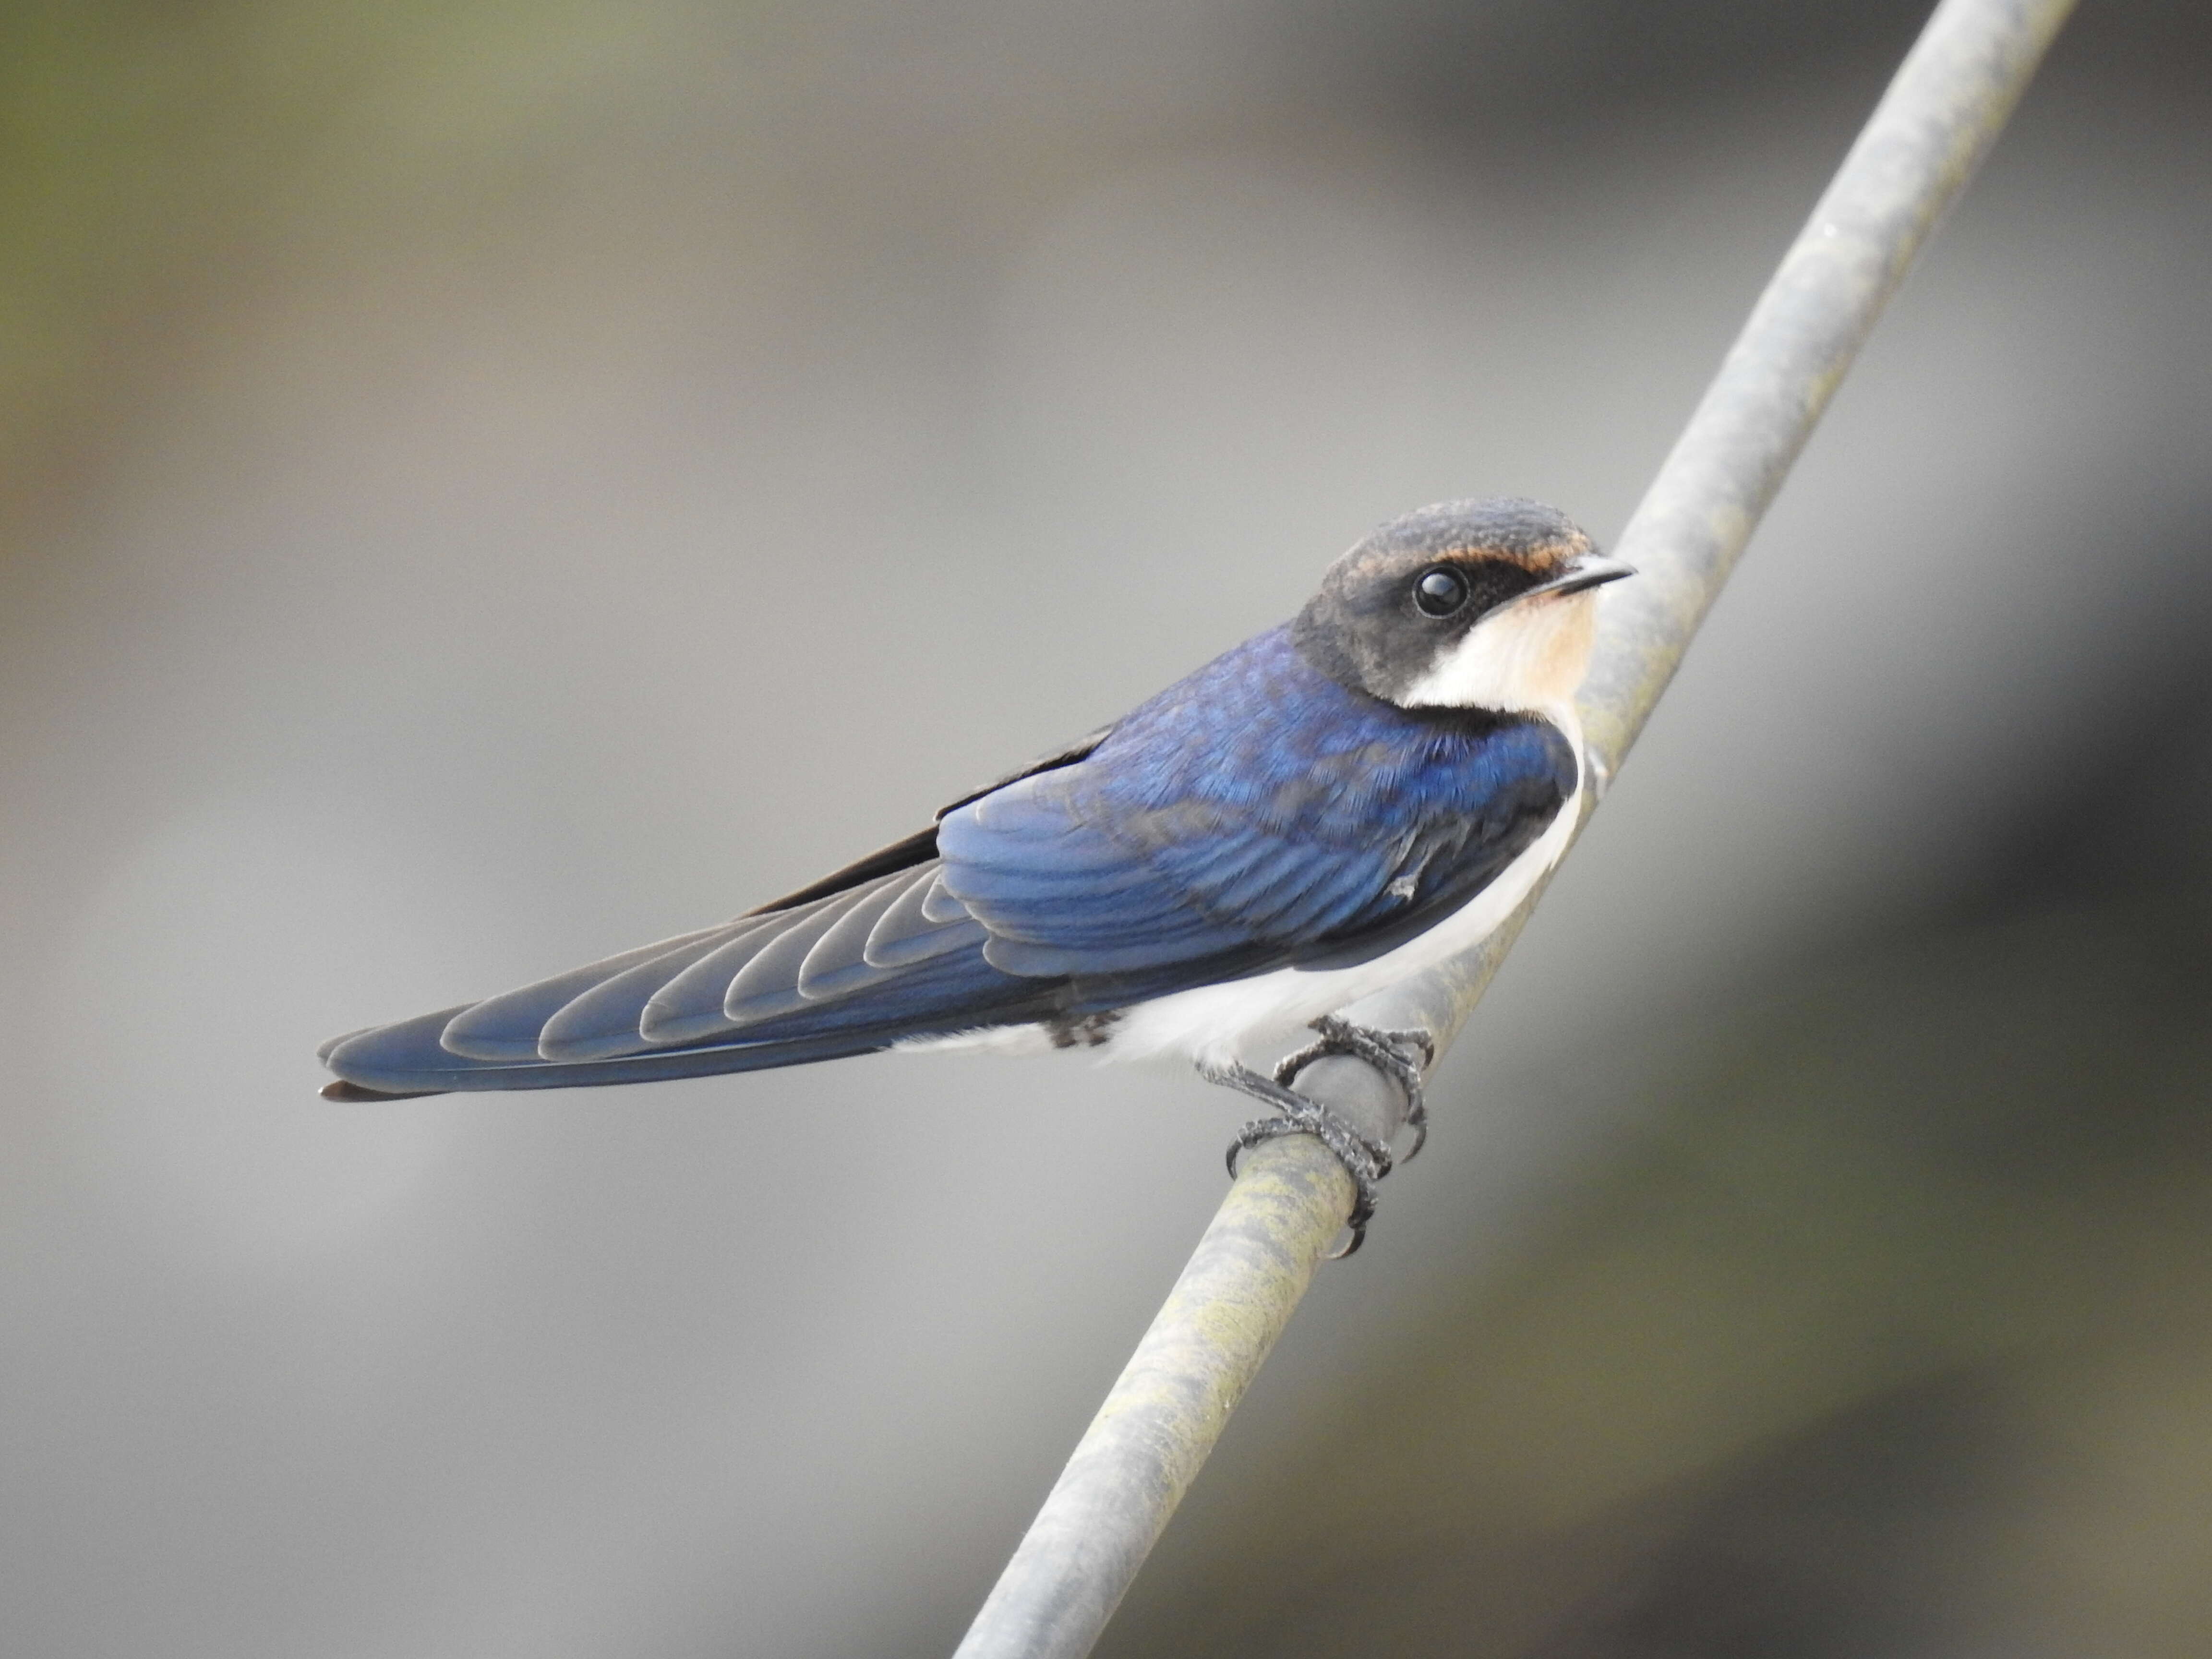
952,3,2080,1655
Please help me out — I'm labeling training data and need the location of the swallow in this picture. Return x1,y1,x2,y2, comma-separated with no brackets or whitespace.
321,498,1630,1244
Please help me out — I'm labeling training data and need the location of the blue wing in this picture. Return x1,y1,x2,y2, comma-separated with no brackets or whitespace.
936,626,1575,977
321,629,1572,1097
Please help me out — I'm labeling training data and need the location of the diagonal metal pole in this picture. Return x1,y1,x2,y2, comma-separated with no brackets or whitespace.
952,3,2079,1655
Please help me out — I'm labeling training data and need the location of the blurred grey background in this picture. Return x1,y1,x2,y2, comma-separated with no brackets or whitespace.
2,2,2207,1655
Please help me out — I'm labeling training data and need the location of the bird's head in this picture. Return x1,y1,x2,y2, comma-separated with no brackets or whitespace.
1292,497,1631,716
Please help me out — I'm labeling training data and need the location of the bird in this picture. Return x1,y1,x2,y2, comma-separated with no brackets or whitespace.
320,497,1630,1246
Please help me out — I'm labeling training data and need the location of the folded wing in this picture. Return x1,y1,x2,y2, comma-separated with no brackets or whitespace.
320,634,1575,1099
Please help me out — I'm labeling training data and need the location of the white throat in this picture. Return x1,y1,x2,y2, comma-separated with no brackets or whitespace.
1396,592,1599,722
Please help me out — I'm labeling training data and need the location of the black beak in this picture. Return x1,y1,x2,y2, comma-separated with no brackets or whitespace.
1518,553,1635,602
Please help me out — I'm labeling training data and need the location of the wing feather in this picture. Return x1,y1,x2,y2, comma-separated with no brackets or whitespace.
534,924,773,1061
919,870,973,924
639,907,827,1044
721,885,886,1024
794,865,933,998
863,866,981,967
437,926,728,1061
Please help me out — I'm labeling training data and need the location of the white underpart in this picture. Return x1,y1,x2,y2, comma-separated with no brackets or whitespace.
899,591,1600,1068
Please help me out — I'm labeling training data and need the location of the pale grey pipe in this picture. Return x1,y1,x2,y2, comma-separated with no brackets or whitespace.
952,3,2080,1655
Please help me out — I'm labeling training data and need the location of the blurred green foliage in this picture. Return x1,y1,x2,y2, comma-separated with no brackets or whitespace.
0,0,667,505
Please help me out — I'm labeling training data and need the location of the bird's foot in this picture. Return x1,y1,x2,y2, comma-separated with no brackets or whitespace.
1201,1059,1396,1258
1273,1016,1435,1162
1201,1019,1436,1257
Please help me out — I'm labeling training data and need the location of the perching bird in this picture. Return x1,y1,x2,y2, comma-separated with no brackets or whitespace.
321,498,1629,1244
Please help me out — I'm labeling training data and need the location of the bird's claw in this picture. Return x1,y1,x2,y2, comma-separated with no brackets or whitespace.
1202,1055,1400,1258
1201,1018,1436,1256
1271,1015,1435,1163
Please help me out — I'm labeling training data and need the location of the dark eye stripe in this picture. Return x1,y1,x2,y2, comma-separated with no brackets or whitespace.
1419,557,1546,619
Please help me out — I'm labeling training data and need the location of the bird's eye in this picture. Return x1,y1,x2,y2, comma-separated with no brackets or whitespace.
1413,567,1469,617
